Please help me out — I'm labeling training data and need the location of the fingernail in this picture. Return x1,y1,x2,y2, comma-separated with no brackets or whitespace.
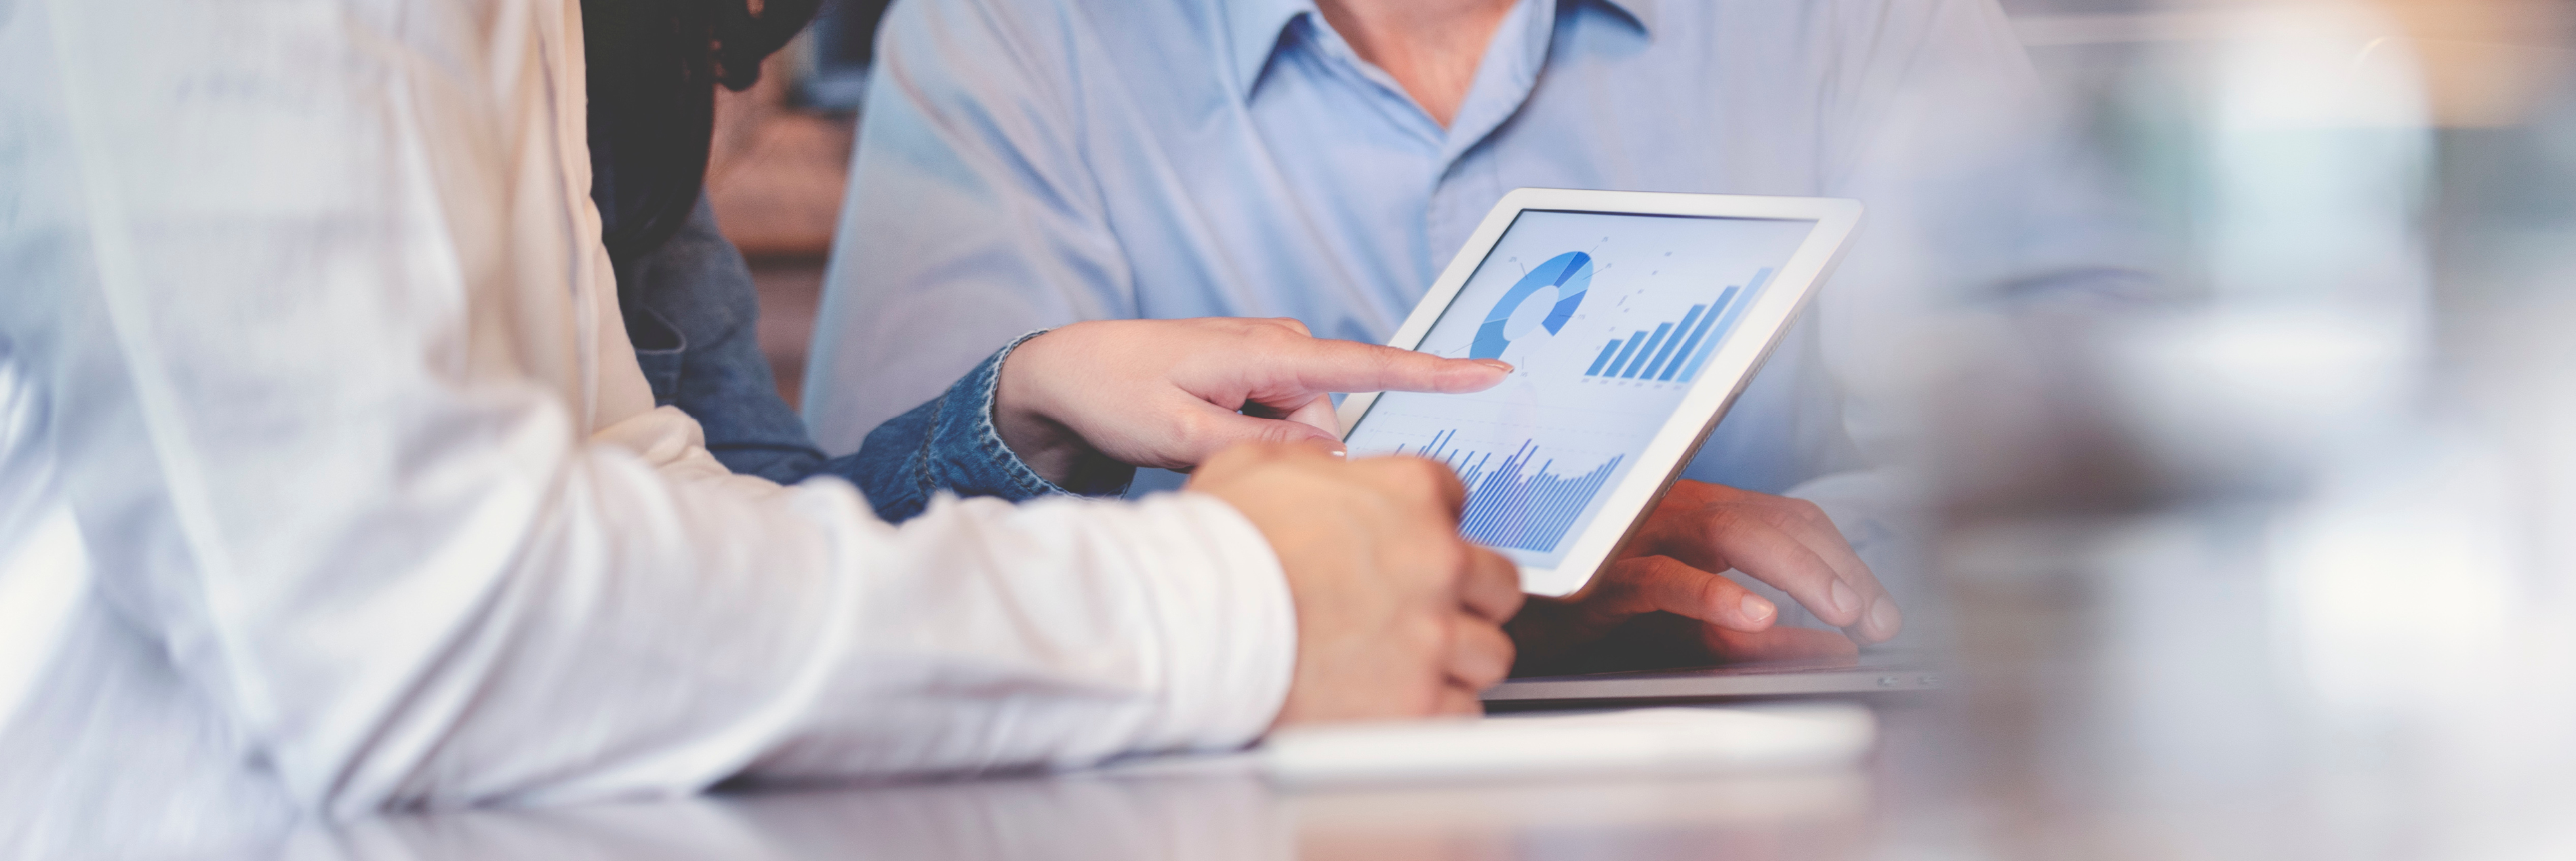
1867,599,1903,641
1329,446,1347,458
1829,580,1861,618
1472,359,1514,373
1739,593,1775,624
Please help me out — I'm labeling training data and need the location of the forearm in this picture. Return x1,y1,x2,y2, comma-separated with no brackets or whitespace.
226,412,1286,809
58,376,1285,812
446,412,1291,797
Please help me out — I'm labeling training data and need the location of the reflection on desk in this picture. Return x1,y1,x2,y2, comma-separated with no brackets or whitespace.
267,753,1878,861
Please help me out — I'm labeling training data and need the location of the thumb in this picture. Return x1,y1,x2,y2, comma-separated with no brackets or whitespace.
1281,395,1342,437
1121,392,1345,472
1185,409,1346,463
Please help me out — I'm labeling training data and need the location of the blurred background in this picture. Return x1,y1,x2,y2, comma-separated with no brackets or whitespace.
1933,1,2576,858
696,0,885,409
713,1,2576,856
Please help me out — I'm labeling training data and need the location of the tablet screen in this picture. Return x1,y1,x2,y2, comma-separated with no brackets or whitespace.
1344,209,1819,568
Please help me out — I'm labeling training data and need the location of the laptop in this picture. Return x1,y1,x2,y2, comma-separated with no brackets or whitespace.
1483,652,1942,710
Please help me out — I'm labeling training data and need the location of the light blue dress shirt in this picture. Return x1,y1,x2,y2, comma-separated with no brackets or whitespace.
804,0,2144,529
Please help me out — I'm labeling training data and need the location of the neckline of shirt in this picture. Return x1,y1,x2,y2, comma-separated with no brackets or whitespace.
1222,0,1656,103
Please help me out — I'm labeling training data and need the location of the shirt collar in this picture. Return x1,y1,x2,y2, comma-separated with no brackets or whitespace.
1226,0,1655,101
1596,0,1655,33
1226,0,1318,99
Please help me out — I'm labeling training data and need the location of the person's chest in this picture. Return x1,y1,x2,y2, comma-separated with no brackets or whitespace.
1059,1,1840,343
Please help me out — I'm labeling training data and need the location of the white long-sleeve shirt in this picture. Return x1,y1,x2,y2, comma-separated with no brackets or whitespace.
0,1,1295,854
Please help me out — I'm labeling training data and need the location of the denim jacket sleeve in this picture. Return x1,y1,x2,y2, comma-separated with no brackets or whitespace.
815,332,1135,523
619,197,827,484
615,201,1121,519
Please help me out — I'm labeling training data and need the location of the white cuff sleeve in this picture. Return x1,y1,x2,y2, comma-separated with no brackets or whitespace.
1116,491,1297,752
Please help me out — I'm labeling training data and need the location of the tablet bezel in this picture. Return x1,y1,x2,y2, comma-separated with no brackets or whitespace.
1335,188,1864,597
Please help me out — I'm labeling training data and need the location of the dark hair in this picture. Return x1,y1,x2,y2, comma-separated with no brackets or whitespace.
583,0,823,266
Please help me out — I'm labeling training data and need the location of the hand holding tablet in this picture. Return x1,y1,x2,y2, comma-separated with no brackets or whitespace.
1506,481,1904,675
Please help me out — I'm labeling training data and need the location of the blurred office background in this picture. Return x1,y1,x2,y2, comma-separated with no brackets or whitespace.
696,0,886,410
709,1,2576,856
1935,1,2576,858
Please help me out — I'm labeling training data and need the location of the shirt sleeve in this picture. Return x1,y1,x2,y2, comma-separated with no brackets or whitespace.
615,199,1117,510
818,331,1136,523
797,0,1138,455
620,195,830,484
7,0,1293,816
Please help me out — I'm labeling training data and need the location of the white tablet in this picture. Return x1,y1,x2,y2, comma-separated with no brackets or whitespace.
1336,188,1863,597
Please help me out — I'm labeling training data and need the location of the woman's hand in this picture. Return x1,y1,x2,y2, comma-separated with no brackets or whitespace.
1189,444,1523,723
993,317,1510,483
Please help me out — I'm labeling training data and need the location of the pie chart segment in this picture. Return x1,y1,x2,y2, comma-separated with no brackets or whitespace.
1469,252,1593,360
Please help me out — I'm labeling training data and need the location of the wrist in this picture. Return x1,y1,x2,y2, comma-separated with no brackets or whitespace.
994,332,1119,486
994,336,1075,469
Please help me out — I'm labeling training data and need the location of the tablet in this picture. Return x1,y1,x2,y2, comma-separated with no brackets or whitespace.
1336,189,1863,597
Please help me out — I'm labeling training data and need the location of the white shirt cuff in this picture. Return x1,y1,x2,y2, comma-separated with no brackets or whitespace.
1115,492,1296,752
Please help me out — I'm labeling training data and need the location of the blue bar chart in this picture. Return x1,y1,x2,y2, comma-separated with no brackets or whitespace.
1581,267,1772,384
1399,429,1624,553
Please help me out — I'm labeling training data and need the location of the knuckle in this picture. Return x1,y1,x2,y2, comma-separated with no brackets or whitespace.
1418,540,1467,584
1697,504,1750,540
1169,409,1220,445
1222,318,1276,342
1480,572,1527,617
1390,619,1445,675
1251,320,1304,345
1465,639,1512,688
1369,345,1408,374
1257,420,1306,445
1415,616,1453,656
1693,568,1738,615
1790,498,1829,524
1613,554,1675,583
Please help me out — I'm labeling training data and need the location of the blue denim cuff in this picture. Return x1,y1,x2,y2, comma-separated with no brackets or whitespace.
828,331,1135,523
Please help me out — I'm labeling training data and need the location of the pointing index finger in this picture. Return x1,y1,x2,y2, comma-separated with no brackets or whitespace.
1289,339,1512,395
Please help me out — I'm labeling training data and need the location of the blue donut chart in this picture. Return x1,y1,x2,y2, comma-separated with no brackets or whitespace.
1470,252,1593,360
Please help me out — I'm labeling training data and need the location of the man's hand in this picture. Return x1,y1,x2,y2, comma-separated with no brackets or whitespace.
995,318,1510,484
1188,443,1523,723
1508,481,1900,674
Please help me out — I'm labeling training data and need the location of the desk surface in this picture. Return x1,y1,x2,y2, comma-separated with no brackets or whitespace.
249,703,1948,861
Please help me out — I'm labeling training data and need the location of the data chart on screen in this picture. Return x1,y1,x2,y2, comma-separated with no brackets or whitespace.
1344,210,1817,568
